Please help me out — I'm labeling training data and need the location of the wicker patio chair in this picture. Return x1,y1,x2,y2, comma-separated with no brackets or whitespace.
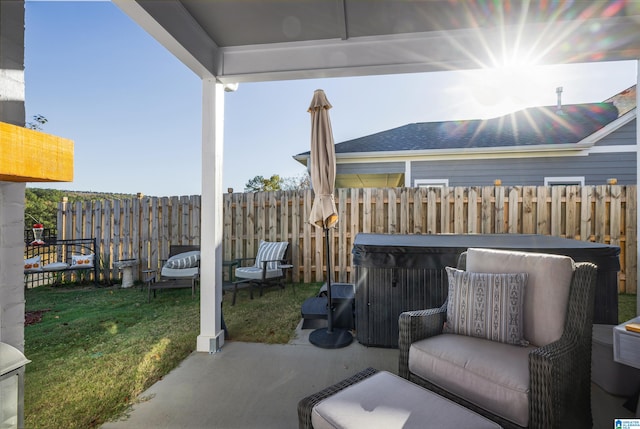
398,248,598,429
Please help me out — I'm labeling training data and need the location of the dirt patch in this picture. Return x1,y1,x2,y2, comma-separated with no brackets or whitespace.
25,309,51,326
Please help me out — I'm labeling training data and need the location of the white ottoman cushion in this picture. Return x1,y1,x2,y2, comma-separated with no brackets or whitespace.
311,371,501,429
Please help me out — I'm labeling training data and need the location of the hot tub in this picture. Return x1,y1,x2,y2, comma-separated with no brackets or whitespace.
352,233,620,348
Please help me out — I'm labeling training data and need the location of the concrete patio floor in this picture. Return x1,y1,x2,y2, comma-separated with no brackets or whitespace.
102,322,636,429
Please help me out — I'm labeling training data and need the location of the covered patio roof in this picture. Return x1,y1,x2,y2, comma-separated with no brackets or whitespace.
115,1,640,82
113,0,640,352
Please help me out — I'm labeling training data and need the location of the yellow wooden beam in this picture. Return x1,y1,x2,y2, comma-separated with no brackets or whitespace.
0,121,73,182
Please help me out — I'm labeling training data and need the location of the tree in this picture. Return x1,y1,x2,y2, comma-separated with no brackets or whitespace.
244,174,283,192
244,173,311,192
24,188,64,231
281,173,311,190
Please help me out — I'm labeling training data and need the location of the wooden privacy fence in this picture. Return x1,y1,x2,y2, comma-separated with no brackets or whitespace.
56,185,637,294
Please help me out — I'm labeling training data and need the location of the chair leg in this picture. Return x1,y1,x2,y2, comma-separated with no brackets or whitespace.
232,284,238,306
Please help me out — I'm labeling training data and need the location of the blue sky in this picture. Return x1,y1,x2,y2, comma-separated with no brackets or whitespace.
25,1,638,197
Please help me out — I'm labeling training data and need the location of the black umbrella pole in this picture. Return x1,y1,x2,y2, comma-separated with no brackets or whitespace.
325,228,334,334
308,226,352,349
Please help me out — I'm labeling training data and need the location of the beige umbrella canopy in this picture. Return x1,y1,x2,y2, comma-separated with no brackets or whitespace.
308,89,338,230
307,89,352,349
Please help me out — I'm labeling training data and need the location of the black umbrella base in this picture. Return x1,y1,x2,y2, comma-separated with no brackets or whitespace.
309,327,353,349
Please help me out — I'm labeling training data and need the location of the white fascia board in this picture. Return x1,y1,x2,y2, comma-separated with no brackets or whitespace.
293,154,309,167
574,108,637,148
216,16,640,84
113,0,217,79
332,144,588,163
588,145,638,154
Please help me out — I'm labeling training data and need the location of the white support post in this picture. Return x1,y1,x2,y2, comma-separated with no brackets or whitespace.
197,78,225,353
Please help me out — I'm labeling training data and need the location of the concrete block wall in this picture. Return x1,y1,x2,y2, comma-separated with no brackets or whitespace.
0,0,26,350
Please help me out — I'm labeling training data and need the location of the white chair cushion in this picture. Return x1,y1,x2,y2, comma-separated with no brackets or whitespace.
161,266,199,278
42,262,69,272
466,247,574,347
312,371,501,429
235,266,282,280
409,334,535,428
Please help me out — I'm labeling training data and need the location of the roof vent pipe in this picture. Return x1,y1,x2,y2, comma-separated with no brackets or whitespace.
556,87,564,115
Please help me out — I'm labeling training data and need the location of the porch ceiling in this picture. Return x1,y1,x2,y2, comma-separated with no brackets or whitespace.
115,1,640,84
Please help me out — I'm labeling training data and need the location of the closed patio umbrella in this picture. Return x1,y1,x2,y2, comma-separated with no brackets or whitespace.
307,89,352,349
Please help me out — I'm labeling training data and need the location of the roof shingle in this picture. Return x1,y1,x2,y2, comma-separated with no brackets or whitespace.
329,102,620,154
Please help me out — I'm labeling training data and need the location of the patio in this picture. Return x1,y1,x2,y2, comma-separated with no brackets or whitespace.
101,322,636,429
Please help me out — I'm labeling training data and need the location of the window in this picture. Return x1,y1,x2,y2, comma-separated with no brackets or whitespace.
544,176,584,186
414,179,449,188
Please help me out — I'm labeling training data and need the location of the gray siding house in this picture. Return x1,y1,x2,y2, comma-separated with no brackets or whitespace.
294,86,637,188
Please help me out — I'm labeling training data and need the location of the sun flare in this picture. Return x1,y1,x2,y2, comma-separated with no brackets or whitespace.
463,61,559,119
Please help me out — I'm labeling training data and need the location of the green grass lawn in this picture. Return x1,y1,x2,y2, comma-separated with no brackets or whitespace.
618,293,637,323
24,283,637,428
24,282,321,429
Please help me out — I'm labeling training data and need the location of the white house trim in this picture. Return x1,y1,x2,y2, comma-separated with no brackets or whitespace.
544,176,585,186
414,178,449,188
575,108,637,148
587,145,637,154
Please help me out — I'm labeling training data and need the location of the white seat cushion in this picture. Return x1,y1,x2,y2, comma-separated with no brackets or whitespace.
42,262,69,272
312,371,501,429
161,266,198,278
235,266,282,280
466,247,574,347
409,334,534,427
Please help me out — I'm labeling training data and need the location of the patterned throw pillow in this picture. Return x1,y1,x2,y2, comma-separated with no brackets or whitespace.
444,267,528,346
24,255,43,272
72,254,94,268
165,251,200,269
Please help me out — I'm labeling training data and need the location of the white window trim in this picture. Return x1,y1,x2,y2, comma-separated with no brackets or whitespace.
414,179,449,188
544,176,585,186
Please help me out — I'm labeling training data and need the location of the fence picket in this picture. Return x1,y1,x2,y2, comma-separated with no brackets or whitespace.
566,186,578,239
522,186,535,234
507,186,520,234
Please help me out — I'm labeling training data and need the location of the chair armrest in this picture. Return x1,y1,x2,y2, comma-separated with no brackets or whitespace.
235,257,256,267
142,269,157,284
398,304,447,379
527,262,597,429
260,259,288,268
259,259,288,280
529,335,590,428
